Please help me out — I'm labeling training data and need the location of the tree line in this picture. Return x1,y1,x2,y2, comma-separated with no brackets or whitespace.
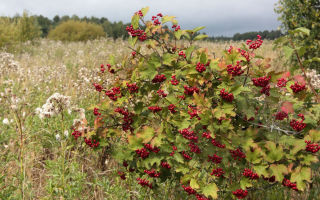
4,13,283,41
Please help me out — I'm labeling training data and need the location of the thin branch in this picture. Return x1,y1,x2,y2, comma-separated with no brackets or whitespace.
289,38,320,103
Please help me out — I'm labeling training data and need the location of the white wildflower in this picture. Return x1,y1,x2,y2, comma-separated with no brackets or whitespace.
3,118,9,125
55,134,61,141
35,93,71,119
64,130,69,137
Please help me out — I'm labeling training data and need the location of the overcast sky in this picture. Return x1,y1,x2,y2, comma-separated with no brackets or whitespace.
0,0,281,36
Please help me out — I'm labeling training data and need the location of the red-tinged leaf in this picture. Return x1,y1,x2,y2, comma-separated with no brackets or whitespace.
281,71,290,79
294,75,306,85
281,101,294,114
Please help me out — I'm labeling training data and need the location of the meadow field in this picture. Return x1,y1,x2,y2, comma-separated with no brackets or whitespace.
0,38,319,200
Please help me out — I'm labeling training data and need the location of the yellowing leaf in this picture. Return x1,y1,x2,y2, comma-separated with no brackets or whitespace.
202,183,218,199
190,179,200,189
269,164,287,182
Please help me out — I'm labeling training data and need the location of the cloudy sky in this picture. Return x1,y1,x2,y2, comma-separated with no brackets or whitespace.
0,0,281,36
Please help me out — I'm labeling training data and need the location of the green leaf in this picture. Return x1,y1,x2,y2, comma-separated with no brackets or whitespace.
192,26,205,33
139,127,155,141
202,183,218,199
269,164,287,182
200,52,207,64
161,16,176,24
163,53,177,66
253,165,268,177
265,141,283,162
309,130,320,142
128,36,138,47
194,34,208,41
290,139,307,155
128,135,143,150
240,178,253,189
141,7,149,16
283,46,294,60
300,154,318,166
190,179,200,189
173,152,184,163
291,167,311,191
294,27,310,36
174,30,182,40
131,14,140,29
185,45,196,60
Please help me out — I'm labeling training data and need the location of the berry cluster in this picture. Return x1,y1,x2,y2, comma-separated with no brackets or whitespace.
148,106,162,113
282,178,298,190
178,51,186,58
252,76,271,87
100,64,105,73
181,151,192,160
169,145,177,156
189,142,201,154
202,131,211,139
93,83,103,92
290,82,306,93
196,62,206,73
161,161,171,169
208,154,222,164
195,194,210,200
151,15,161,26
71,130,81,140
182,185,196,195
144,169,160,178
136,178,153,188
126,83,139,94
136,10,143,17
210,168,225,177
93,107,101,116
115,107,134,132
277,78,287,87
179,128,198,143
184,85,200,95
182,185,210,200
229,148,246,161
246,35,263,50
275,111,288,120
168,104,177,113
290,118,306,132
144,143,160,153
126,25,147,41
106,64,115,73
243,169,259,180
131,51,136,58
211,138,226,148
232,189,248,199
188,105,201,120
172,24,181,31
84,137,100,148
171,75,179,85
118,171,126,180
220,89,234,102
157,89,167,97
105,87,121,101
135,148,150,159
238,49,250,62
227,61,244,76
305,141,320,153
262,175,275,183
152,74,167,83
260,84,270,96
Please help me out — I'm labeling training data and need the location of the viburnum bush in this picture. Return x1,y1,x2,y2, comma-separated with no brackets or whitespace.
81,7,320,199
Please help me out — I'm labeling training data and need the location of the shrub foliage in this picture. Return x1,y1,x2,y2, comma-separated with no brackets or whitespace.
48,20,105,41
77,7,319,200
